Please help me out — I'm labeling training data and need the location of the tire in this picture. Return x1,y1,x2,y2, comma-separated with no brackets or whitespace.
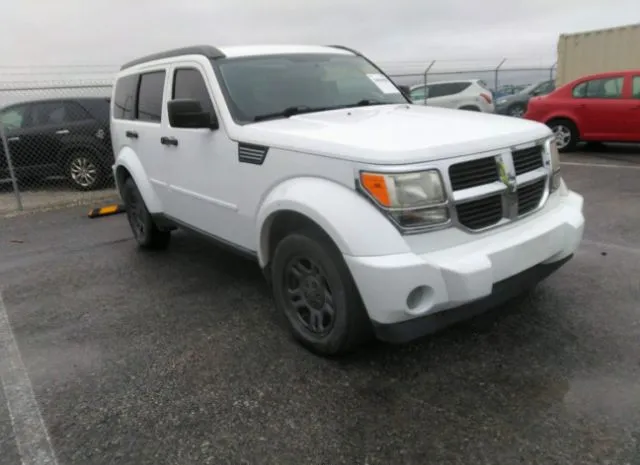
506,103,526,118
459,105,481,112
271,228,372,356
122,177,171,250
547,119,578,153
66,151,105,191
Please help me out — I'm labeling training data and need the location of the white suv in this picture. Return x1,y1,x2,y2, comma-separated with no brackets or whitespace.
110,45,584,356
409,79,495,113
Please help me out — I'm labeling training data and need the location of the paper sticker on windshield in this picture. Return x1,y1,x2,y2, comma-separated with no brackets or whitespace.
367,73,400,94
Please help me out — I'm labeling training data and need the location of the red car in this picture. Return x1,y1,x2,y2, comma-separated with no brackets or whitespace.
524,70,640,152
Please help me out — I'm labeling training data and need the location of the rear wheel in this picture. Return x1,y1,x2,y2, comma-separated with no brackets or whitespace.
66,151,105,191
548,119,578,152
122,177,171,250
271,228,372,356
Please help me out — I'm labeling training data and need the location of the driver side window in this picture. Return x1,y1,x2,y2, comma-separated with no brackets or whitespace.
572,77,624,99
172,68,215,117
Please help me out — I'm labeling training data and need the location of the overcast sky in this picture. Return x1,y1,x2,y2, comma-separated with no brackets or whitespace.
1,0,639,73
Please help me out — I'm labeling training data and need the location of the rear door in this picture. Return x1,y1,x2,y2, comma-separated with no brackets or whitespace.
425,83,459,108
19,100,96,170
570,75,627,140
627,75,640,141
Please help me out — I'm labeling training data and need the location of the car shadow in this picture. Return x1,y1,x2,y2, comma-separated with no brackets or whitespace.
164,227,555,366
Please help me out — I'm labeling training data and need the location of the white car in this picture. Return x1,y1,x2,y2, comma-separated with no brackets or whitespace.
110,44,584,356
409,79,495,113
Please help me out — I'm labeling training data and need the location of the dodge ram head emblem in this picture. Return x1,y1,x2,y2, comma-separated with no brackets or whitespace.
497,157,517,195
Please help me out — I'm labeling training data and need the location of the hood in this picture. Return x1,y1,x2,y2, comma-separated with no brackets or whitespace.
234,104,551,165
497,92,529,105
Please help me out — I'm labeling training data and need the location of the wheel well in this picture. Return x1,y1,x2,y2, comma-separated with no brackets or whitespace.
59,145,100,163
58,146,111,176
261,210,337,272
115,165,132,195
546,117,579,135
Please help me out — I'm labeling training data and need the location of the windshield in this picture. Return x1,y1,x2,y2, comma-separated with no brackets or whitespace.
214,53,407,123
521,81,545,95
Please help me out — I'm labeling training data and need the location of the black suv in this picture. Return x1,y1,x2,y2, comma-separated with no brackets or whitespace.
0,97,112,190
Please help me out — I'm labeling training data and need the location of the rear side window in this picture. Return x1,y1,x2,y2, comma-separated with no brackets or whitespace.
31,101,72,126
80,99,111,122
64,101,92,122
172,68,215,116
427,82,471,98
113,74,139,120
137,71,166,123
632,76,640,99
572,76,624,99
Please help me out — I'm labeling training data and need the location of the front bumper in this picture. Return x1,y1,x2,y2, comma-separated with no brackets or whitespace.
344,190,584,342
372,254,572,343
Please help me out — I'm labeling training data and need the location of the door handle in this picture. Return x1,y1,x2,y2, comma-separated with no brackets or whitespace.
7,136,20,142
125,130,139,139
55,129,70,135
160,136,178,146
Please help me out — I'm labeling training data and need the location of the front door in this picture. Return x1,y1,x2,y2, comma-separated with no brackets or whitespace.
161,63,243,246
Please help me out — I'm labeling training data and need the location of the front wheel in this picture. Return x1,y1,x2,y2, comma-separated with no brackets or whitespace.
507,103,526,118
271,229,372,356
122,177,171,250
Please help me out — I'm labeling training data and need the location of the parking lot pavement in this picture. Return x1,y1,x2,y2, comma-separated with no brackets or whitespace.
0,151,639,465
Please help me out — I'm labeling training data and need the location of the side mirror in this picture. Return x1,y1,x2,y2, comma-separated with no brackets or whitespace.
167,99,218,130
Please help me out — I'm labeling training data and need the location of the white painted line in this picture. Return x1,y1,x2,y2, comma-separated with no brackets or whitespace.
561,161,640,170
0,291,59,465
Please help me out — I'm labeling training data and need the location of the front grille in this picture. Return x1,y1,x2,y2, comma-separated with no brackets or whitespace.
512,146,543,175
517,179,545,215
448,157,499,191
456,194,503,230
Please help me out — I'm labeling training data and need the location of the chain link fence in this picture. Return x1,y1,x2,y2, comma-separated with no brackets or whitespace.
0,58,557,215
0,80,119,214
383,59,557,95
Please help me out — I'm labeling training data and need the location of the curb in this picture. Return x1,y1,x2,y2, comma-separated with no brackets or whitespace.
87,204,126,218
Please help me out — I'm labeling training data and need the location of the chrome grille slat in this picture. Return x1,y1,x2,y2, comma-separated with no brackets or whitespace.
447,143,550,231
513,146,544,175
456,194,503,229
449,156,499,190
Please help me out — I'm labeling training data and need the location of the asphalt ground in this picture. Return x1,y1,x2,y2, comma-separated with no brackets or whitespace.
0,145,639,465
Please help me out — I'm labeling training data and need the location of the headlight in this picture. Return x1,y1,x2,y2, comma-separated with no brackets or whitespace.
545,136,562,192
359,170,449,230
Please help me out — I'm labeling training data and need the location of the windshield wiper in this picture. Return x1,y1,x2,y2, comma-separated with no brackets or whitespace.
351,99,385,107
253,106,330,122
252,100,388,122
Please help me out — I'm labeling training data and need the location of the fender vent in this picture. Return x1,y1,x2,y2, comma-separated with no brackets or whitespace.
238,143,269,165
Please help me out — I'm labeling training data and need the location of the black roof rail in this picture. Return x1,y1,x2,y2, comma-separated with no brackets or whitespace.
120,45,226,70
326,45,362,56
